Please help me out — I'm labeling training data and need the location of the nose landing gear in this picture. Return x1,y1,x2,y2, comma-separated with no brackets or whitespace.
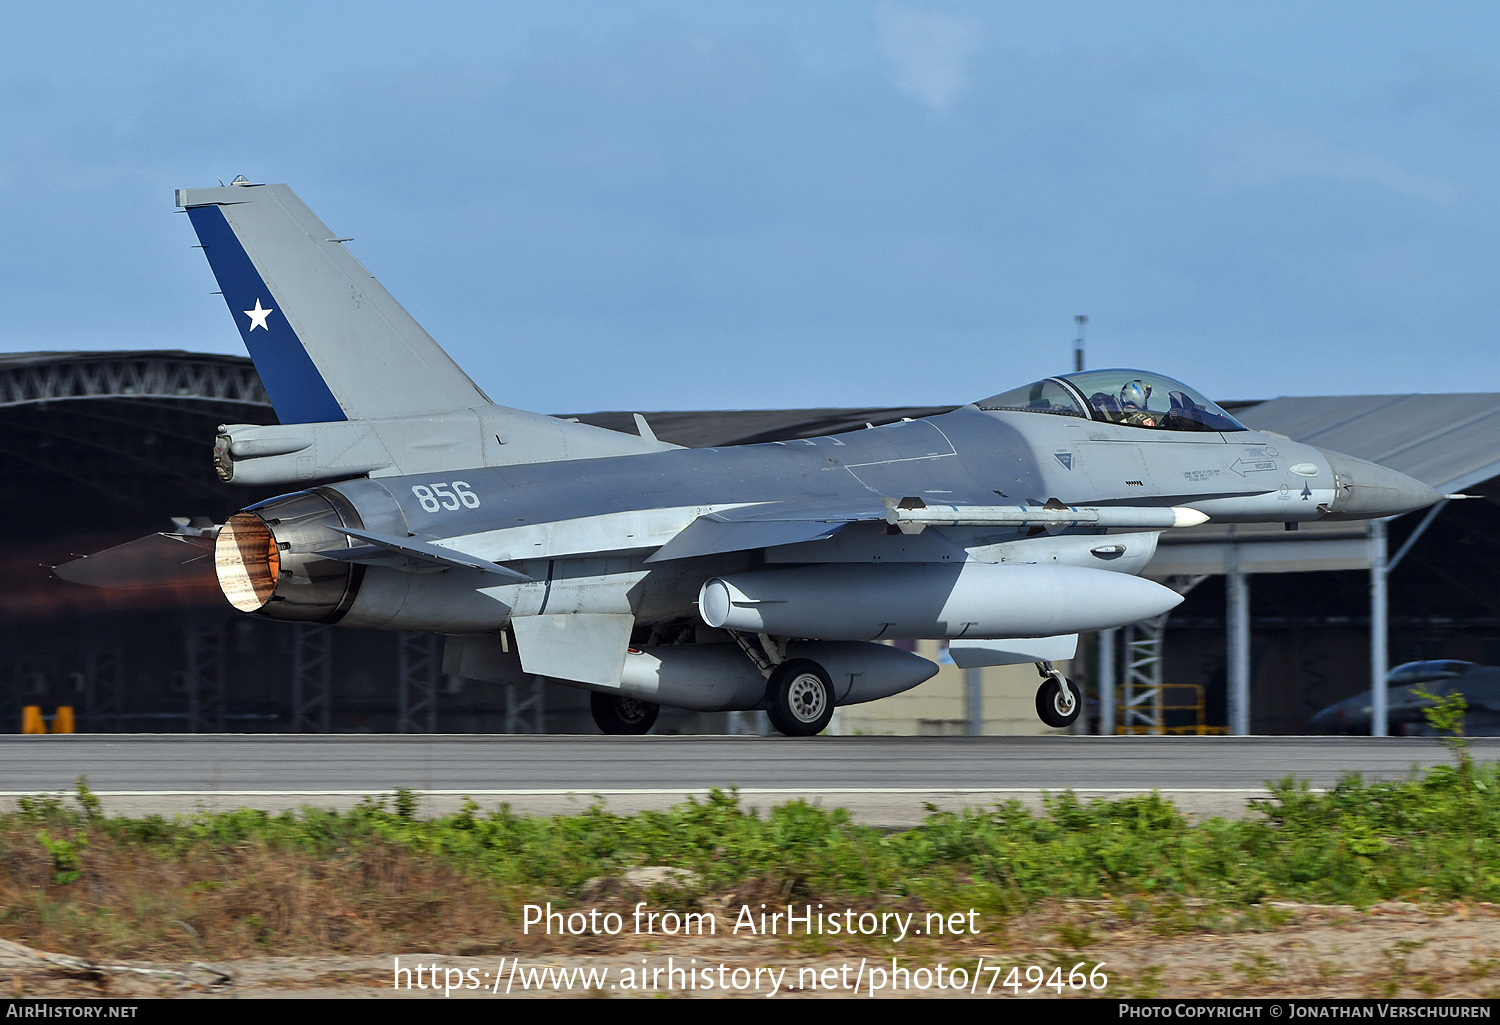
1034,661,1082,729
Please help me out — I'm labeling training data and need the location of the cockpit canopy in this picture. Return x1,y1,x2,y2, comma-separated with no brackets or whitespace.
977,370,1247,433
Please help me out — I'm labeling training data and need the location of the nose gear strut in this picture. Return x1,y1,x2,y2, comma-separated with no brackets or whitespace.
1034,660,1082,729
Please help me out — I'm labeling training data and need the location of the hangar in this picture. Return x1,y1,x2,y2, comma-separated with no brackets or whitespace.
3,350,1495,735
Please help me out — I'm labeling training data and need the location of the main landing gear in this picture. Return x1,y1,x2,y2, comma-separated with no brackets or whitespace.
1034,661,1082,729
725,630,836,737
591,691,660,735
765,659,835,737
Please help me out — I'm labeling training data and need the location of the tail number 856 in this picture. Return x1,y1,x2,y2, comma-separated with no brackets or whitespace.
411,482,481,512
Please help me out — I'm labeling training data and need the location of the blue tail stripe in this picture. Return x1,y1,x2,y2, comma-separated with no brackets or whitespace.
187,205,347,424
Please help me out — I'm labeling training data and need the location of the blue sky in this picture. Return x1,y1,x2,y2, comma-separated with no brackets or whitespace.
3,2,1498,411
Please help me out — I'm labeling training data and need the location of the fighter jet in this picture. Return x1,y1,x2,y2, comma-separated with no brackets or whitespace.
1306,661,1500,736
57,180,1448,736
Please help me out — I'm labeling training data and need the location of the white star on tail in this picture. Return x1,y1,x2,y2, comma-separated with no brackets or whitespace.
242,299,274,331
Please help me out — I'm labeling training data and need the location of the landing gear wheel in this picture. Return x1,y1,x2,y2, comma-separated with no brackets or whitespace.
1035,672,1082,729
591,691,660,735
765,659,835,737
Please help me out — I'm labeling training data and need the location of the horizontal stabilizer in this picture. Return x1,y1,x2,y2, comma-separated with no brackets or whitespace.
327,527,531,581
53,533,216,590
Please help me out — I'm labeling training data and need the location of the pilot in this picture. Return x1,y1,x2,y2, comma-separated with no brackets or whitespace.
1118,379,1159,427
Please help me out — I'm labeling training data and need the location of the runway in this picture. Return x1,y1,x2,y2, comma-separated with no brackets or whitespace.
2,734,1487,825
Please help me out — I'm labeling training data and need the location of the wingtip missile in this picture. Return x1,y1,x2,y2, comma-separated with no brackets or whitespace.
881,499,1211,531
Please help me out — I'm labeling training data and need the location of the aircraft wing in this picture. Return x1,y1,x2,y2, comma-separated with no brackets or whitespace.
645,502,884,563
644,497,1210,563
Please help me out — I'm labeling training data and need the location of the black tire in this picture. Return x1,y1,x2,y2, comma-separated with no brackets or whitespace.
1036,676,1082,729
765,659,835,737
591,691,660,735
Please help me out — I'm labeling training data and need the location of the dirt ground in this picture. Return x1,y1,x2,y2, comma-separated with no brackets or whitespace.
4,899,1498,1000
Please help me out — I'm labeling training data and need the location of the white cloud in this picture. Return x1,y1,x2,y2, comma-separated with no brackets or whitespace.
1210,123,1458,204
875,3,984,110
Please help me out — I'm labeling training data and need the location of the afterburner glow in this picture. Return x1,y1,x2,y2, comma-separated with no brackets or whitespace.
215,512,278,611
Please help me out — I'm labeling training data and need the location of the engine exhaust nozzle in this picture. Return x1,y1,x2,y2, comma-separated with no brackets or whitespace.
215,512,279,611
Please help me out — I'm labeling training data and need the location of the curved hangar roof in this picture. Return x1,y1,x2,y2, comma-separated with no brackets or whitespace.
0,351,276,540
1238,394,1500,497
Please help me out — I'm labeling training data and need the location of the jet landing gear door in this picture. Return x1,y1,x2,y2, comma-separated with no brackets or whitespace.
947,634,1078,668
511,613,635,687
947,635,1083,731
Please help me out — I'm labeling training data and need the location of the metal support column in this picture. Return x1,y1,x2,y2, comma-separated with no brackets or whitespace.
1097,628,1116,736
183,621,226,733
82,646,125,732
1121,615,1168,733
1226,549,1251,736
397,632,440,734
1364,499,1450,737
291,623,333,733
964,666,982,736
1369,519,1388,738
504,675,546,734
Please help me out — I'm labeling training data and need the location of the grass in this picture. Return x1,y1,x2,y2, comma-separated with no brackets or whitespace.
4,759,1500,962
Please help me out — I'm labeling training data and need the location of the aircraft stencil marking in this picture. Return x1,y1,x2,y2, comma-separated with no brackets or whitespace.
412,482,481,512
57,181,1450,738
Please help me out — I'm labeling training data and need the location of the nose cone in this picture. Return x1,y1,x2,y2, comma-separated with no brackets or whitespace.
1317,448,1444,520
1304,698,1369,735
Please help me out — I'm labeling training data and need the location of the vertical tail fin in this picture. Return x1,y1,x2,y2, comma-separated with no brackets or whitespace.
178,181,491,424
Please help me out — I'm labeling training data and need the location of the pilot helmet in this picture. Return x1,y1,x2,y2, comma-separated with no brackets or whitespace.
1121,379,1151,408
